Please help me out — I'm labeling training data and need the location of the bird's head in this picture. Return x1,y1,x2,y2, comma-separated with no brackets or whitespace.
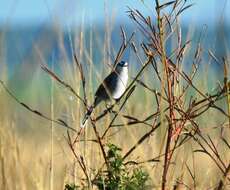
117,61,128,68
115,61,128,73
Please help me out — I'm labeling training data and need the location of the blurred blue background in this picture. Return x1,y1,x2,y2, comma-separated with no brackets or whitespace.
0,0,229,27
0,0,229,121
1,0,229,65
0,0,230,90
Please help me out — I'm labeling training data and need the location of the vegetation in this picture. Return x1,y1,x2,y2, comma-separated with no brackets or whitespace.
0,0,230,189
92,144,150,190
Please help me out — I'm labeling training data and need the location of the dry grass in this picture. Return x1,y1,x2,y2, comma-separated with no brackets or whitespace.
1,1,230,189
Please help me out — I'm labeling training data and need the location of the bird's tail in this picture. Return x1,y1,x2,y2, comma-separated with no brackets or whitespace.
81,105,94,128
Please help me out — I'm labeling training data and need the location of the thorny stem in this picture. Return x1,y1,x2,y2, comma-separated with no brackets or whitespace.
91,122,110,171
155,1,175,189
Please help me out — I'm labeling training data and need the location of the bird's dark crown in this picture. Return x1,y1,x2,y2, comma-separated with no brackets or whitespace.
117,61,128,67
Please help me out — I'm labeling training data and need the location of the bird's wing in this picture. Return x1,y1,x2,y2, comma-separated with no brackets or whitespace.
103,71,118,91
94,72,118,103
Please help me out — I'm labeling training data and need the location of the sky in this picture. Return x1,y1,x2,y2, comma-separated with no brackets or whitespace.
0,0,229,27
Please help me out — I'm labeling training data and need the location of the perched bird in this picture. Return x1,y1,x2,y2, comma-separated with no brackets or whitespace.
81,61,128,127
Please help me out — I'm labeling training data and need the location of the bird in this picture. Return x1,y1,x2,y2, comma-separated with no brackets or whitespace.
81,61,128,127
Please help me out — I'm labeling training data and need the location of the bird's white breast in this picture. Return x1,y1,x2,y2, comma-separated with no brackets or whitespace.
112,67,128,99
